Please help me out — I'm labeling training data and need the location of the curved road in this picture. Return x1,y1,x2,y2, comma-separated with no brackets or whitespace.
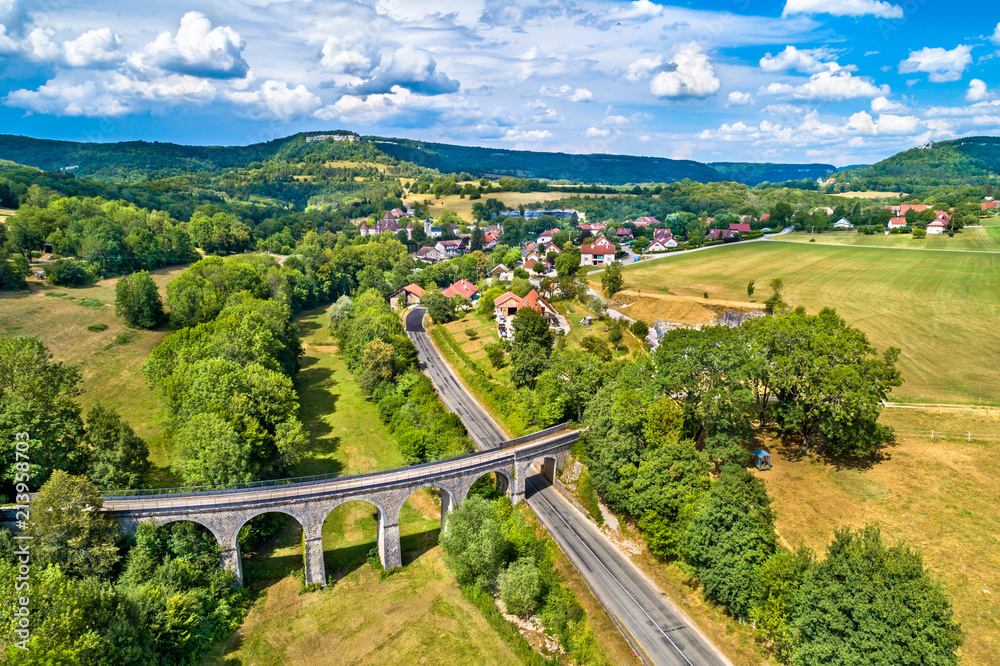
405,307,729,666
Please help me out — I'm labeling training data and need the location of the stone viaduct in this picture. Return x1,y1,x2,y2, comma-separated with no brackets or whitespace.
102,426,578,587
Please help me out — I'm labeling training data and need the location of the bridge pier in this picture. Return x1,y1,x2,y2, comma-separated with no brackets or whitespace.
221,546,243,584
378,519,402,570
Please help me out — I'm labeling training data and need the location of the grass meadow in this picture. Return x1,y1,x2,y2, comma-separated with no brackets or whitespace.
780,226,1000,252
617,241,1000,404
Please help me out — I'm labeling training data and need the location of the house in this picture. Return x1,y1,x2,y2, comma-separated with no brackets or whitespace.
493,289,560,339
646,237,678,252
434,239,465,258
523,258,551,275
888,217,907,230
981,201,999,211
577,222,606,232
759,213,771,223
728,222,752,234
592,236,615,249
489,264,512,281
537,228,561,244
404,221,414,240
542,242,561,255
634,216,659,227
484,231,500,249
389,283,426,309
415,246,447,263
832,218,854,229
707,229,737,240
926,220,947,234
360,218,403,237
581,243,616,266
616,228,634,241
442,278,479,301
900,204,930,215
523,242,541,255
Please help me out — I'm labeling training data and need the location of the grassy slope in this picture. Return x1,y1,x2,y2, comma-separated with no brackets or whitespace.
754,407,1000,665
780,227,1000,252
0,264,189,486
409,191,634,222
618,242,1000,404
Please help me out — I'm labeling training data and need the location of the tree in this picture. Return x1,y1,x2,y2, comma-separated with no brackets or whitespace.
470,226,485,252
630,319,649,340
484,342,507,369
602,261,624,298
793,525,962,666
166,271,222,327
751,546,814,662
684,466,777,619
326,294,353,330
510,341,550,389
422,291,456,324
747,279,756,299
115,270,165,329
439,496,508,590
686,218,707,245
608,320,623,349
358,338,396,394
85,405,150,491
498,557,543,618
0,255,31,291
555,246,581,278
173,412,255,487
764,277,787,313
45,258,95,286
579,334,611,362
0,336,87,492
27,471,121,578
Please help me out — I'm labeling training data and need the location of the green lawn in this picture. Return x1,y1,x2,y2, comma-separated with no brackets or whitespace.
780,227,1000,252
621,242,1000,404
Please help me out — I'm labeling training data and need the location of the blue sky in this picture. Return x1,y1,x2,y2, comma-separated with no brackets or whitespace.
0,0,998,166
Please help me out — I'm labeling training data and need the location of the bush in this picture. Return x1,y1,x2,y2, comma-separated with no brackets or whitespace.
913,227,927,239
484,342,507,369
465,327,479,340
498,557,543,618
87,323,109,332
115,270,165,329
630,320,649,339
45,258,95,286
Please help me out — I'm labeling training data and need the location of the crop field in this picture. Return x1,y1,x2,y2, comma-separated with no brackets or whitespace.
780,227,1000,252
0,263,189,486
754,406,1000,665
618,241,1000,404
409,190,634,222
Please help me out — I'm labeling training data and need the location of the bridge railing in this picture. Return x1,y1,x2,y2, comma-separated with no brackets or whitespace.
100,428,579,501
500,423,570,448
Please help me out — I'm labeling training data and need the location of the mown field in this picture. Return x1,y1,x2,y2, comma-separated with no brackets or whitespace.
0,263,189,486
409,191,634,222
617,241,1000,404
753,406,1000,665
780,227,1000,251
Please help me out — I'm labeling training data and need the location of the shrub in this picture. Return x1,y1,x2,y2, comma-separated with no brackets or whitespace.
45,258,95,286
498,557,543,618
484,342,507,369
86,323,109,332
465,327,479,340
630,320,649,339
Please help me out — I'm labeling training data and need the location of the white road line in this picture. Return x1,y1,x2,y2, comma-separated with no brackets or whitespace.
526,475,696,666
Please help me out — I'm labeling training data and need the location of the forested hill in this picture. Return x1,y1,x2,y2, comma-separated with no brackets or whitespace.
0,131,844,187
836,136,1000,193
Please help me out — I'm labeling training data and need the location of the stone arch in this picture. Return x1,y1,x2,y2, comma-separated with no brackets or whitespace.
150,515,240,583
516,451,569,501
153,514,227,545
231,508,310,587
320,496,394,580
320,495,391,529
395,480,460,527
464,467,514,501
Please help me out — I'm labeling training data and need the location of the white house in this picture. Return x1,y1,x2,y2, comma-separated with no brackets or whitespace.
832,218,854,230
434,239,464,258
888,217,907,230
581,243,616,266
646,237,678,252
926,220,947,234
536,228,561,244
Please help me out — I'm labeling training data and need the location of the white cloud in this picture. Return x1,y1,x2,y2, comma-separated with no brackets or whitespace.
782,0,903,18
649,43,719,98
727,91,753,106
847,110,876,134
226,80,320,120
966,79,989,102
143,12,248,79
585,126,611,137
625,55,663,82
871,95,906,113
759,46,840,74
4,78,129,117
352,45,459,95
501,128,553,141
107,73,215,104
763,69,887,101
899,45,972,83
875,113,920,135
0,25,17,53
526,99,562,123
538,84,592,101
25,27,58,61
321,33,382,79
64,28,124,68
993,22,1000,45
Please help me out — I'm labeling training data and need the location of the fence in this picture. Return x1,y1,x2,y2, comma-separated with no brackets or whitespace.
893,429,1000,442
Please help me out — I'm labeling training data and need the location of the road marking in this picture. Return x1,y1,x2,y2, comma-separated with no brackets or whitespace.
526,475,696,666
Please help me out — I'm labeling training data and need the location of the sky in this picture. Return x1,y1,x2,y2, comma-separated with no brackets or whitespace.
0,0,998,166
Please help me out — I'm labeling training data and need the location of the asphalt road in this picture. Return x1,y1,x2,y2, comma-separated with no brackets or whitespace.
404,307,730,666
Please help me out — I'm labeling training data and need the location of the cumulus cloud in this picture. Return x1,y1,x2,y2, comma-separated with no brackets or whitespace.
64,28,124,68
727,91,753,106
321,33,382,79
759,46,841,74
899,45,972,83
871,95,906,113
967,79,990,102
352,45,459,95
585,126,611,137
648,43,719,98
538,84,593,101
625,55,663,82
226,80,320,120
107,73,215,104
782,0,903,18
5,78,129,117
763,69,887,101
143,12,248,79
501,128,553,141
993,22,1000,45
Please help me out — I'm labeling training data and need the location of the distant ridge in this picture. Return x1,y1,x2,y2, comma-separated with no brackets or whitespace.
0,131,843,187
836,136,1000,192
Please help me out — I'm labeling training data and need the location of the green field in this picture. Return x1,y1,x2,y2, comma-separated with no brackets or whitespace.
781,226,1000,252
754,406,1000,665
621,242,1000,404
